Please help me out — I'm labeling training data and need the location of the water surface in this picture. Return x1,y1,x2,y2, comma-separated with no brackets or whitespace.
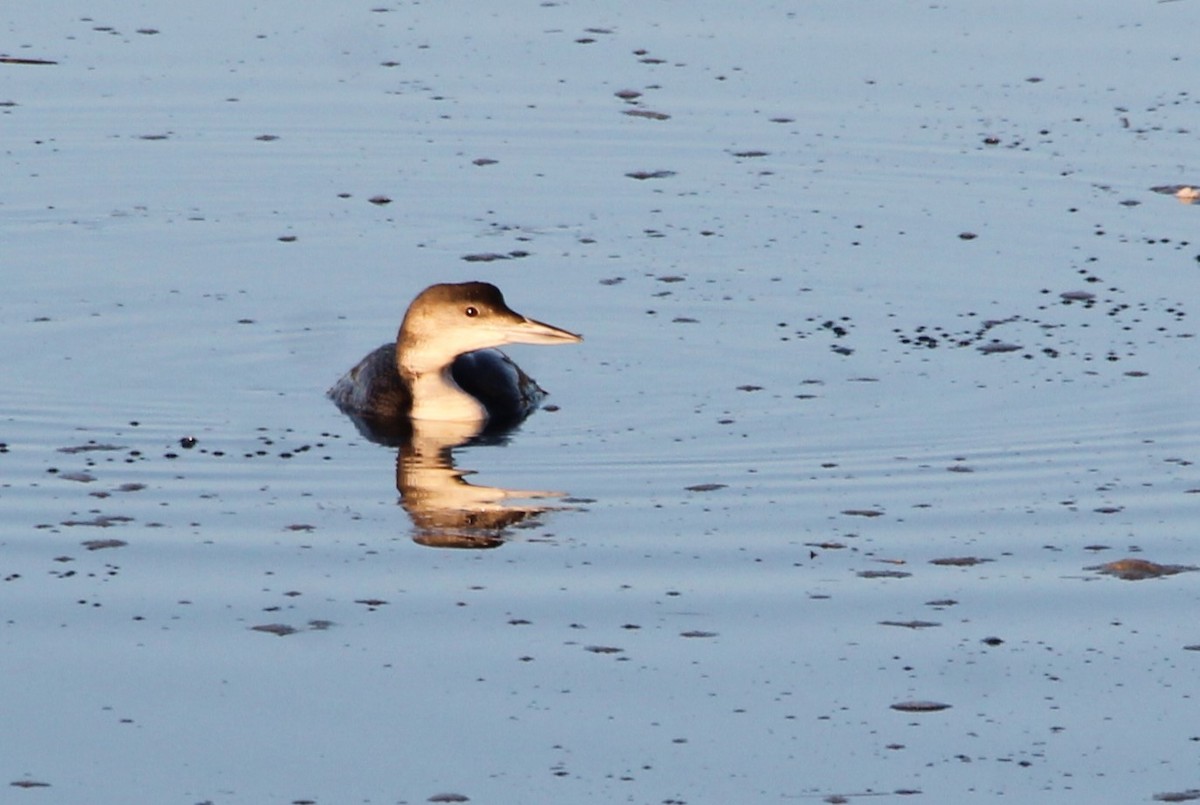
3,2,1199,802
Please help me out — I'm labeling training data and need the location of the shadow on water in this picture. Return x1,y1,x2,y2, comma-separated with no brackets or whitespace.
340,409,575,549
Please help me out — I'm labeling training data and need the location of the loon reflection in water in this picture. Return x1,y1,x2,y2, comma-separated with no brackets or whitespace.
395,419,572,549
329,281,582,437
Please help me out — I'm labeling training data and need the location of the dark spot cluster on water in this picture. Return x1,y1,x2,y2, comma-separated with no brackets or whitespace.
6,424,345,611
12,424,343,571
891,265,1190,366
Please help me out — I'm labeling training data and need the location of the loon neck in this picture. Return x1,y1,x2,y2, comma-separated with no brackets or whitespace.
400,350,488,423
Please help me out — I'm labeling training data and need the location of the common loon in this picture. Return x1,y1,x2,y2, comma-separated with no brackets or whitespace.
328,282,582,425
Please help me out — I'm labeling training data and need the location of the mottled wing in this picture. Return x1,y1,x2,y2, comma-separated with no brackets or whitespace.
327,343,410,418
451,349,547,425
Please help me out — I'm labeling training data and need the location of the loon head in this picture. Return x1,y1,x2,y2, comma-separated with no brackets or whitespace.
398,282,581,375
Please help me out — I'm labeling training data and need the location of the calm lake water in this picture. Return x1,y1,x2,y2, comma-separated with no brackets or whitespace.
4,2,1200,803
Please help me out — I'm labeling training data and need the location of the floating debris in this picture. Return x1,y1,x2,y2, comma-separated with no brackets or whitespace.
584,645,624,654
1087,558,1198,581
63,515,133,528
1153,790,1200,803
891,700,951,713
929,556,993,567
81,538,128,551
857,569,911,579
685,483,726,492
842,508,884,518
879,620,940,629
57,443,126,454
461,252,528,262
0,56,58,65
977,341,1023,354
680,630,718,638
623,109,670,120
625,170,675,180
251,623,298,637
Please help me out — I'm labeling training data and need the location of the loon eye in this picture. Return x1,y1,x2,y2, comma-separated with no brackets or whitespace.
464,306,478,317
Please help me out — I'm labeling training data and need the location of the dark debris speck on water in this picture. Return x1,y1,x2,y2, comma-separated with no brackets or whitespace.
890,700,952,713
978,341,1023,354
63,515,133,528
251,623,299,637
81,538,128,550
57,443,126,454
1153,790,1200,803
857,569,911,579
624,108,670,120
461,251,529,262
1087,558,1198,581
842,508,884,518
354,598,389,609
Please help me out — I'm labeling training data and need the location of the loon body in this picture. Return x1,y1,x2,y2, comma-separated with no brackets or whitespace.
328,282,581,426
